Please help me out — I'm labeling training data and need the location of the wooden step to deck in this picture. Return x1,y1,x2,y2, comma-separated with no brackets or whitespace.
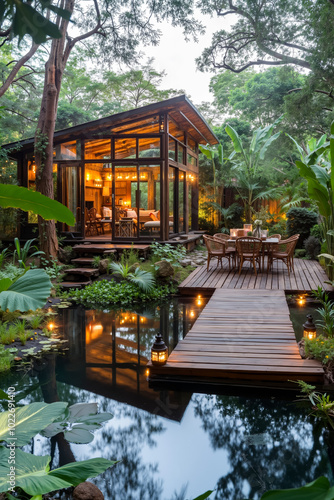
64,267,99,279
149,289,324,386
73,244,118,256
71,257,95,266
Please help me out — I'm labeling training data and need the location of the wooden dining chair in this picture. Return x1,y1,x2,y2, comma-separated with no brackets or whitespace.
236,237,262,276
213,233,237,267
269,234,300,275
203,235,233,271
88,207,104,235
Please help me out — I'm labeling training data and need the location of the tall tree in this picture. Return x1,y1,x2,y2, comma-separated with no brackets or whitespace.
197,0,334,114
33,0,201,258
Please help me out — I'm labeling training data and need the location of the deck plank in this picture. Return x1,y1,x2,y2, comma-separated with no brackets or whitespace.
149,289,324,384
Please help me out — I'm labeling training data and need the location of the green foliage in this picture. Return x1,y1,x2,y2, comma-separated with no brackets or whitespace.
41,402,113,444
120,245,140,267
0,184,75,226
0,344,16,372
93,255,101,268
0,263,24,282
13,237,44,268
29,314,45,330
295,380,334,430
305,335,334,365
150,241,186,265
259,476,334,500
312,287,334,337
0,322,17,344
0,247,9,269
68,278,175,308
304,236,321,260
310,224,322,240
0,448,115,496
109,262,155,292
286,207,318,247
41,256,66,280
0,268,52,312
1,0,71,44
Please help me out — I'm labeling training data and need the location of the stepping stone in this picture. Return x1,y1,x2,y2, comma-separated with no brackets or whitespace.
64,268,99,279
71,257,95,266
60,281,91,289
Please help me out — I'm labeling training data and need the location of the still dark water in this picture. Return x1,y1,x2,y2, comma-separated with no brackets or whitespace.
1,297,333,500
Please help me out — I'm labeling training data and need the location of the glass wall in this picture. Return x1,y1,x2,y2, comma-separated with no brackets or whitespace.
60,165,82,232
138,165,161,238
179,171,185,232
169,167,176,234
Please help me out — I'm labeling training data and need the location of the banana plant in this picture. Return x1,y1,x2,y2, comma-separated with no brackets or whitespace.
225,117,282,221
287,121,334,277
199,143,224,226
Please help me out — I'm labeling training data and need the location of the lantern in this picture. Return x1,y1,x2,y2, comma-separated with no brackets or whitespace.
151,333,168,366
303,314,317,340
243,224,253,232
230,229,238,239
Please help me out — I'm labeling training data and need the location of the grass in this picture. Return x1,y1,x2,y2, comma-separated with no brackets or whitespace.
14,319,27,334
0,345,17,373
18,331,32,346
0,323,18,345
29,314,45,329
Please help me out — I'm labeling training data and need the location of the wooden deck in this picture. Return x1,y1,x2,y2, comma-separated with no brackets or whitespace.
179,257,333,294
149,289,324,385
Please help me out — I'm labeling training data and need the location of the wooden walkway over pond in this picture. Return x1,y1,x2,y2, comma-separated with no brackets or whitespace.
149,289,324,385
179,258,332,294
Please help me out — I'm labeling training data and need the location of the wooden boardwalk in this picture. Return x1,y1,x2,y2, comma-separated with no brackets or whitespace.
149,289,324,384
179,257,332,294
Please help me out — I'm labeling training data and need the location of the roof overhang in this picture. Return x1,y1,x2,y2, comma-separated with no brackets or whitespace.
2,95,218,155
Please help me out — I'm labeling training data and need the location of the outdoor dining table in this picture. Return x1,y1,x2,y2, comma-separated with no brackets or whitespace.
227,237,279,272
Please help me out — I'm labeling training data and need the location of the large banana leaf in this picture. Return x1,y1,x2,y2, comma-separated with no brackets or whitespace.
225,124,247,161
0,448,116,495
0,402,67,446
0,269,52,312
0,184,75,225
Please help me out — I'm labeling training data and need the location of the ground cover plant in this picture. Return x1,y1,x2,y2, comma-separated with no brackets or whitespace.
67,278,176,308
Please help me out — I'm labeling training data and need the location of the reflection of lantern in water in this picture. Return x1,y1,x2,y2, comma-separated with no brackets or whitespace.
303,314,317,340
298,295,305,306
151,333,168,366
196,294,202,306
47,322,55,332
190,310,195,318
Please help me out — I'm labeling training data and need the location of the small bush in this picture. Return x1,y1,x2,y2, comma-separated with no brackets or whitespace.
0,345,17,372
67,279,176,308
305,335,334,364
286,207,318,248
304,235,321,260
310,224,322,240
295,249,306,258
150,242,186,265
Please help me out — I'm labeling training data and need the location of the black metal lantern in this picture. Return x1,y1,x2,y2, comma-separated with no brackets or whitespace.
151,333,168,366
303,314,317,340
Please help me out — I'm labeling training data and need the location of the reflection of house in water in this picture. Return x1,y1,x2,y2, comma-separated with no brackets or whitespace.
56,303,205,421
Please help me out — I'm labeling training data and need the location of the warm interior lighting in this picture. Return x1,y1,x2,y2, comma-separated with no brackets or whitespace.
86,173,90,181
303,314,317,340
145,368,150,377
151,333,168,366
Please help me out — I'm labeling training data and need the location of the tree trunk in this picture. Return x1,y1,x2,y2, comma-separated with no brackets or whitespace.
34,0,75,259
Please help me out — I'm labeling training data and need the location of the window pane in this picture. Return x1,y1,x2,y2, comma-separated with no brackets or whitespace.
85,139,111,160
138,165,161,238
114,138,136,160
179,171,185,232
169,167,175,233
54,140,81,160
187,153,197,166
138,137,160,157
188,137,196,152
178,145,185,164
169,119,184,143
169,139,176,161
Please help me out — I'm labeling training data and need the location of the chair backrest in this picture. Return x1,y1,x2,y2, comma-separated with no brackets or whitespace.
89,207,97,221
270,233,281,241
203,235,225,254
213,233,229,242
279,234,299,255
236,237,262,256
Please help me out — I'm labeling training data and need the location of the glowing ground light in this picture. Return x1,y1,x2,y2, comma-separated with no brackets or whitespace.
47,322,55,331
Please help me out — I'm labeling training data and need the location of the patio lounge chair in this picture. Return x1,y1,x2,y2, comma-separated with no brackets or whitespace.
236,236,262,276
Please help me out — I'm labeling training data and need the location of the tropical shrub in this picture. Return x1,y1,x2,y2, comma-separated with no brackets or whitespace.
304,235,321,260
68,279,175,308
286,207,318,247
310,224,322,240
0,345,17,372
13,237,45,268
109,262,155,292
150,241,186,264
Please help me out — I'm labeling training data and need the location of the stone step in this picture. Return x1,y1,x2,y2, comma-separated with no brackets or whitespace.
64,267,99,279
60,281,91,290
71,257,95,266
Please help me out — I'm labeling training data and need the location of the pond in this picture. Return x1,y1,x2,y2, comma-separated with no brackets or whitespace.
0,297,333,500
